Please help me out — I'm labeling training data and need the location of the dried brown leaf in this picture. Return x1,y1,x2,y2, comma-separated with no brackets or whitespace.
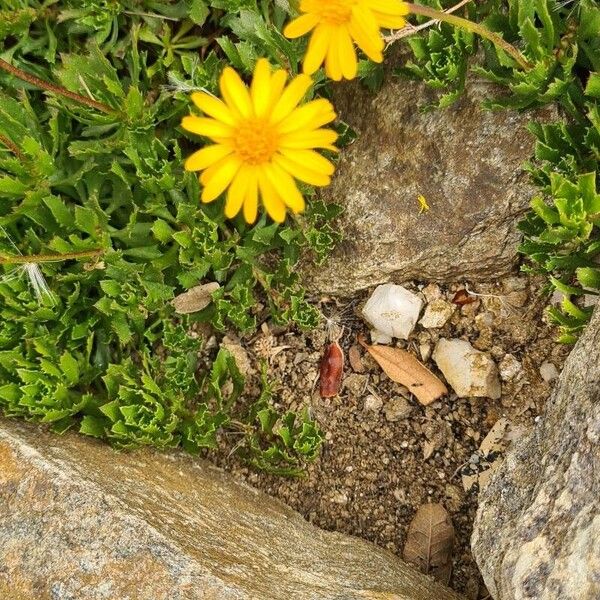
172,282,220,314
451,289,476,306
358,338,447,405
348,344,365,373
403,503,454,585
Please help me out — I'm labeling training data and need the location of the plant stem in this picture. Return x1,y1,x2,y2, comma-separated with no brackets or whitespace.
384,0,471,44
0,248,104,265
403,3,532,70
0,134,25,160
0,59,116,114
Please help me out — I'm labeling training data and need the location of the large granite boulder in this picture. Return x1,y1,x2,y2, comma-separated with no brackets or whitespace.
306,73,555,295
472,307,600,599
0,419,463,600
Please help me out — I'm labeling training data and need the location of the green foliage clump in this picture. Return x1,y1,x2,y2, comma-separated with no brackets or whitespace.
240,367,323,476
0,0,329,473
401,0,600,340
398,0,477,109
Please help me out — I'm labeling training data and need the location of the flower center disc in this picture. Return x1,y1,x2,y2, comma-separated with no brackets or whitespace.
234,119,279,165
306,0,356,25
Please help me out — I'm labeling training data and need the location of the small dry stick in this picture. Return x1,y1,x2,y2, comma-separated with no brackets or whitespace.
0,134,25,160
384,0,472,45
0,59,116,114
0,248,104,266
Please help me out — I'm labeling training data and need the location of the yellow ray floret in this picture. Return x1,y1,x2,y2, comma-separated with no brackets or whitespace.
181,59,338,223
284,0,410,81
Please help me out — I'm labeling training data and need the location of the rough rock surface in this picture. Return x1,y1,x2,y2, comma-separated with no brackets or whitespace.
472,307,600,600
0,419,463,600
306,72,555,295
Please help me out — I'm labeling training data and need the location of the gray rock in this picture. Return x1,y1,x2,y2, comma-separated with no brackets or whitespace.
305,74,555,295
0,419,463,600
472,308,600,600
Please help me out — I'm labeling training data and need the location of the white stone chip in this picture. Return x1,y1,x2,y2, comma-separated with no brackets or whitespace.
362,283,423,340
433,338,501,399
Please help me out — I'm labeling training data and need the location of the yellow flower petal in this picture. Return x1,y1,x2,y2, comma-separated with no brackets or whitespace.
251,59,272,118
191,92,236,125
338,27,358,79
201,155,242,202
352,4,381,36
258,169,287,223
181,116,234,140
367,0,410,16
279,128,338,150
303,25,333,75
268,69,289,109
373,11,407,28
325,28,343,81
280,148,335,175
243,172,259,224
270,73,313,123
348,9,384,62
184,144,232,171
264,163,305,213
219,67,253,118
284,13,320,38
277,98,336,134
273,153,331,187
225,166,251,218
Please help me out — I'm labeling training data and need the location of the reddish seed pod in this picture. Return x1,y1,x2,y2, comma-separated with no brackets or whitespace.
319,341,344,398
451,289,476,306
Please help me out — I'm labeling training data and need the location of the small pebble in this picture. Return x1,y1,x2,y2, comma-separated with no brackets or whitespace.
499,353,522,381
364,395,383,412
384,396,413,422
540,361,560,383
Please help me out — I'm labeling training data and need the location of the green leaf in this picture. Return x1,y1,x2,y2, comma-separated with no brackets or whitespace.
586,73,600,99
576,267,600,290
60,352,80,385
80,415,106,438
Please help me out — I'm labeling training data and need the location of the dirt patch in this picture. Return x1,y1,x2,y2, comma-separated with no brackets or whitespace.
210,274,570,598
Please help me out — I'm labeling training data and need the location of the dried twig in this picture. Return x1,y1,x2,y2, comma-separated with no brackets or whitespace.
0,134,24,160
0,59,116,114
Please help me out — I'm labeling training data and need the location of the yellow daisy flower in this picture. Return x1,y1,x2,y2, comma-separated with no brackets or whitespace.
181,59,338,224
284,0,409,80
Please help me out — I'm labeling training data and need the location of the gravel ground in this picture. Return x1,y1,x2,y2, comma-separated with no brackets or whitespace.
209,274,569,598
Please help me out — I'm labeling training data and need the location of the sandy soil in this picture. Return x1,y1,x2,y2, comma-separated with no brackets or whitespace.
209,273,569,598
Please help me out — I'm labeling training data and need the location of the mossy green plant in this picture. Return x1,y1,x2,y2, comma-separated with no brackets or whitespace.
0,0,329,474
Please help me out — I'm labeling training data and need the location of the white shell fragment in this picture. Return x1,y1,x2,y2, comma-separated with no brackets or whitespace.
433,338,501,399
362,283,423,341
